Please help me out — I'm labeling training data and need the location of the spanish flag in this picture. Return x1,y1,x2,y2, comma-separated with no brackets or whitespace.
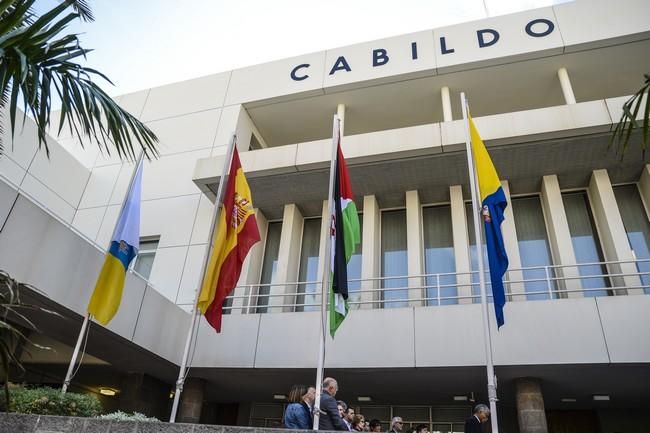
469,115,508,328
88,158,143,325
198,148,261,332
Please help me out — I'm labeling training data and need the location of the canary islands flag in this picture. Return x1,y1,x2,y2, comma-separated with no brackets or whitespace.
87,158,143,325
469,116,508,328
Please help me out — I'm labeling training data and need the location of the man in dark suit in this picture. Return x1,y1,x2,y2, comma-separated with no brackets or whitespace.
318,377,348,431
464,404,490,433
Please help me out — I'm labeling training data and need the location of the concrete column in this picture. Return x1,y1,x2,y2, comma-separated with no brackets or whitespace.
271,204,304,312
338,104,346,135
540,175,583,298
516,378,548,433
639,165,650,214
501,180,526,301
557,67,576,105
441,86,453,122
119,372,169,418
178,378,206,424
406,190,424,307
361,195,380,309
588,169,642,295
450,186,472,304
235,208,268,313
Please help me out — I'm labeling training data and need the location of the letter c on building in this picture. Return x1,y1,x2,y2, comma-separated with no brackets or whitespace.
290,63,310,81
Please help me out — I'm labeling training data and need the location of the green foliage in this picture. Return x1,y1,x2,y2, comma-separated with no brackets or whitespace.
0,385,102,417
98,410,160,422
0,0,158,160
611,73,650,155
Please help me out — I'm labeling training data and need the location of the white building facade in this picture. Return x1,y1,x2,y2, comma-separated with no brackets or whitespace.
1,1,649,432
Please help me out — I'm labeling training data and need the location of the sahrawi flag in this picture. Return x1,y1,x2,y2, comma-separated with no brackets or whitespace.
329,130,361,337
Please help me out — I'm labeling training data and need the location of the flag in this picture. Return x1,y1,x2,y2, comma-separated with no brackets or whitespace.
469,115,508,328
87,158,143,325
329,129,361,337
198,148,260,332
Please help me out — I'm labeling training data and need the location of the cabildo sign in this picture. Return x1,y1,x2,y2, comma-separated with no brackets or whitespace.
290,17,556,82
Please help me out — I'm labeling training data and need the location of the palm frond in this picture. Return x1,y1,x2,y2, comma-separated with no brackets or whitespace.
611,73,650,156
0,0,158,161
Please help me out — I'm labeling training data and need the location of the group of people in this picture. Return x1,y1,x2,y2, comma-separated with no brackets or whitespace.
282,377,491,433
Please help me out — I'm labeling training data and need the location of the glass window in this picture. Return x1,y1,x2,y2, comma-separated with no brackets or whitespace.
614,185,650,294
256,222,282,313
296,218,321,312
423,205,457,305
347,215,363,307
562,192,610,297
381,210,408,308
133,237,159,280
466,203,490,304
512,196,555,300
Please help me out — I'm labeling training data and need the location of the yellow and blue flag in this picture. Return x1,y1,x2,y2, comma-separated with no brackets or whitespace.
470,116,508,328
87,159,143,325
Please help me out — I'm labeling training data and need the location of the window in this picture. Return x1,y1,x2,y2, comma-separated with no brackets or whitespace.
296,218,321,312
423,205,457,305
133,237,159,280
381,210,408,308
512,196,555,300
256,222,282,313
466,203,490,304
562,191,610,297
614,185,650,294
347,215,363,307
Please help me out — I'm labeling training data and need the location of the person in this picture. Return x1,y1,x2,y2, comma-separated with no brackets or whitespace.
352,414,366,432
283,384,315,429
343,406,356,431
388,417,404,433
414,424,429,433
318,377,348,431
368,419,382,433
337,400,348,420
464,404,490,433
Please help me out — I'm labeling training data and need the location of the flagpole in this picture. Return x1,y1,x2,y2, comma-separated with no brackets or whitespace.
62,150,146,394
169,134,237,423
460,93,500,433
312,114,340,430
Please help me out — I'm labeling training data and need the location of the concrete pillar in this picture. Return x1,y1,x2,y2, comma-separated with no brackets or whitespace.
406,190,424,307
540,175,583,298
119,372,169,418
235,208,268,314
441,86,453,122
271,204,304,312
557,67,576,105
588,169,642,295
500,180,526,301
639,165,650,214
516,378,548,433
361,195,380,309
178,378,206,424
450,186,472,304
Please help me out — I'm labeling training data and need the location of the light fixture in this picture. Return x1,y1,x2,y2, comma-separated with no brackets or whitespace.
561,398,577,402
453,395,468,401
273,394,287,400
169,391,175,399
593,395,610,401
98,387,117,396
357,396,372,402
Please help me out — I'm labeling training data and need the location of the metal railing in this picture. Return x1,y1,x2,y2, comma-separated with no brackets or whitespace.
175,258,650,314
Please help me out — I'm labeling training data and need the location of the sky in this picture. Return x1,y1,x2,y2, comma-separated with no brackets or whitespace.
39,0,571,97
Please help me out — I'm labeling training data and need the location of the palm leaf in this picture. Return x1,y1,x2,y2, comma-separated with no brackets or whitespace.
611,73,650,156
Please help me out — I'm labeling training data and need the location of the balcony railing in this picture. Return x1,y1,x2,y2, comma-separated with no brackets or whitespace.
177,259,650,313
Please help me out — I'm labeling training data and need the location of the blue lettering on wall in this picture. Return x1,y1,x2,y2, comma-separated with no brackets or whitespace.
329,56,352,75
477,29,500,48
525,18,555,37
411,42,418,59
373,48,389,67
440,37,455,54
290,63,310,81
